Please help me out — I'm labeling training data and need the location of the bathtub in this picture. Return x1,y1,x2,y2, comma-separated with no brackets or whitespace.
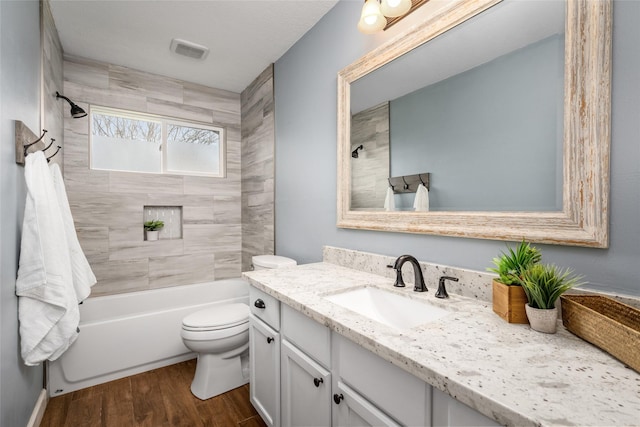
47,278,249,396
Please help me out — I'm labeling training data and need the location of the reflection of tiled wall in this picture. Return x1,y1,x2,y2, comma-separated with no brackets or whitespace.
241,65,275,271
63,56,242,296
350,102,390,209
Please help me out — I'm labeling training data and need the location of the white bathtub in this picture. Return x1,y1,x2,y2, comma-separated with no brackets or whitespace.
47,278,249,396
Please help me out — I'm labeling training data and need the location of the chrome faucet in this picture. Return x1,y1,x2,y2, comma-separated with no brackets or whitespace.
391,255,427,292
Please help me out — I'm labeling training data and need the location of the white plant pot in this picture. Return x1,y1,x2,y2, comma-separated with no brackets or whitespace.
146,230,159,241
525,304,558,334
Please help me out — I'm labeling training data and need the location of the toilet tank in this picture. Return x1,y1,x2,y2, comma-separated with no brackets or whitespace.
252,255,297,270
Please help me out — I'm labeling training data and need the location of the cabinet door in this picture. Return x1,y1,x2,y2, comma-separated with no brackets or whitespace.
432,388,501,427
333,381,401,427
249,315,280,427
281,339,331,427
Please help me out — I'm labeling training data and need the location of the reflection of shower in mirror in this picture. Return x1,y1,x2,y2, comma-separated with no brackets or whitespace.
351,145,364,158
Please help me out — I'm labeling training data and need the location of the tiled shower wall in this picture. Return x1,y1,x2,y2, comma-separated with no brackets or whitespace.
41,0,64,169
241,65,275,271
63,56,242,296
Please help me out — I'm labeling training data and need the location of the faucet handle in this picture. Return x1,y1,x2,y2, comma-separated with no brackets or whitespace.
435,276,459,299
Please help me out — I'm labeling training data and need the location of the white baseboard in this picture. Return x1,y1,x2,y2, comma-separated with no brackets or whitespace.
26,389,48,427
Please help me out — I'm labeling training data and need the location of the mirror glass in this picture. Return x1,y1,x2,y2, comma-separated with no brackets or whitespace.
337,0,610,247
350,0,565,212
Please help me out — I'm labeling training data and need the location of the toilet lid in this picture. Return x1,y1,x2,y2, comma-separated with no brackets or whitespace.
182,303,249,331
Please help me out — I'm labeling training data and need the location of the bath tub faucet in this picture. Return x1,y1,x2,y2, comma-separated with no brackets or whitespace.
391,255,427,292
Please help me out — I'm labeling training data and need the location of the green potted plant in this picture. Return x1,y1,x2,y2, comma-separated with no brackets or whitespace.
144,220,164,241
520,264,583,333
488,240,541,324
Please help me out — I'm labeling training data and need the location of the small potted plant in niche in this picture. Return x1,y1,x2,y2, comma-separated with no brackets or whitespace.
488,240,541,324
144,220,164,241
520,264,583,334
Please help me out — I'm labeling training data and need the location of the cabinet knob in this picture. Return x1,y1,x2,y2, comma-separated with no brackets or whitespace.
313,377,323,387
333,393,344,404
267,337,274,344
254,299,266,309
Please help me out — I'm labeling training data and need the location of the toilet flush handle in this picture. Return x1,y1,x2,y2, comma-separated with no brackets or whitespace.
254,299,266,309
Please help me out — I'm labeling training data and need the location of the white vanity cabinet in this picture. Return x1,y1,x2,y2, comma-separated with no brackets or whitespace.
249,287,281,427
332,333,430,427
280,304,332,427
248,285,502,427
432,389,501,427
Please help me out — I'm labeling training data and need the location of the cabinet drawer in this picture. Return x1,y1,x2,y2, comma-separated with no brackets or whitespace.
282,304,331,368
333,333,429,426
250,286,280,330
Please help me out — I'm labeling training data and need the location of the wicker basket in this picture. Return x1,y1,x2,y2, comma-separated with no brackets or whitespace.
560,294,640,373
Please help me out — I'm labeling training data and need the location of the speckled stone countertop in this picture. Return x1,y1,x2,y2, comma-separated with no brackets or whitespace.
243,262,640,427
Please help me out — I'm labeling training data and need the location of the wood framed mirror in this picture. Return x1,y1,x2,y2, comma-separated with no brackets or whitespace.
337,0,611,247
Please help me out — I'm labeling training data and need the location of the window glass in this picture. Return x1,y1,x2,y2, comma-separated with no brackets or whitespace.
167,123,221,175
91,112,162,173
90,106,225,177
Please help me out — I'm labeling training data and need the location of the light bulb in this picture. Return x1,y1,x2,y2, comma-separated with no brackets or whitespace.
358,0,386,34
380,0,411,18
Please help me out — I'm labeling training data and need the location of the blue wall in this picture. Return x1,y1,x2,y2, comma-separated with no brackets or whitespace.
274,0,640,296
1,1,44,425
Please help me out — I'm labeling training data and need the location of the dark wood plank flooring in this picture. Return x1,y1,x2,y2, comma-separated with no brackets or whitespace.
40,359,266,427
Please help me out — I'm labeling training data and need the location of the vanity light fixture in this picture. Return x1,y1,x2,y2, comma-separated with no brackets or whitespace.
358,0,429,34
56,92,87,118
357,0,387,34
380,0,411,17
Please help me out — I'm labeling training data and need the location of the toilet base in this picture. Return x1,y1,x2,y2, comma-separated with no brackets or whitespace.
190,350,249,400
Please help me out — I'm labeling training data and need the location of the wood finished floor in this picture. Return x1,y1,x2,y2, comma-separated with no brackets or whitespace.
40,359,267,427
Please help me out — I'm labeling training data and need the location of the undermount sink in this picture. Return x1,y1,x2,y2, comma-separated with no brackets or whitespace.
324,287,449,329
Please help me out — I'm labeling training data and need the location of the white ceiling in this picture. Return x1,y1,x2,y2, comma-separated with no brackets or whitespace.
49,0,339,94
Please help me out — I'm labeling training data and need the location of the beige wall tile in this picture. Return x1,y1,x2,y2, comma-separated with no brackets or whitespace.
148,254,215,289
76,226,109,264
214,251,242,279
109,171,184,195
108,227,185,261
183,224,241,254
241,65,275,271
90,259,149,296
63,57,244,296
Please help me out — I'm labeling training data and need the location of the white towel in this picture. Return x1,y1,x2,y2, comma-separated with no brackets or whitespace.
50,163,96,302
16,151,79,366
384,186,395,211
413,183,430,212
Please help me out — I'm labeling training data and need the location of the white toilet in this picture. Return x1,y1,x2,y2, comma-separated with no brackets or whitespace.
181,254,296,400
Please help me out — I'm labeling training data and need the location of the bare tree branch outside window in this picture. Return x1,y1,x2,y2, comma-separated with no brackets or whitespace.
93,114,161,143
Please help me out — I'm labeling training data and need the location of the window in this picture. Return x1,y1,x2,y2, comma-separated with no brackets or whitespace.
90,106,225,177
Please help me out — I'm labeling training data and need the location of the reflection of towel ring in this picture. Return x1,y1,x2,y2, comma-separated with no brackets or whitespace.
388,178,394,190
402,176,409,190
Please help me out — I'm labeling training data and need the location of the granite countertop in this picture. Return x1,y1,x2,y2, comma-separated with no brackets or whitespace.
243,262,640,427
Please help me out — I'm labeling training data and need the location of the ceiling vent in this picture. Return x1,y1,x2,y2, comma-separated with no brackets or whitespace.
170,38,209,60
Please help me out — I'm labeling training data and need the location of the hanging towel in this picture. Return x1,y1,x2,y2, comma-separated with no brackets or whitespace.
384,186,395,211
50,163,96,302
16,151,79,366
413,183,430,212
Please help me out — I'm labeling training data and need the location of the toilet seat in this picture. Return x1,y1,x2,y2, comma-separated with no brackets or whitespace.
182,303,249,332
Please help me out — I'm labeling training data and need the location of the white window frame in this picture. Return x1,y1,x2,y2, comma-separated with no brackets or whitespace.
89,105,226,178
